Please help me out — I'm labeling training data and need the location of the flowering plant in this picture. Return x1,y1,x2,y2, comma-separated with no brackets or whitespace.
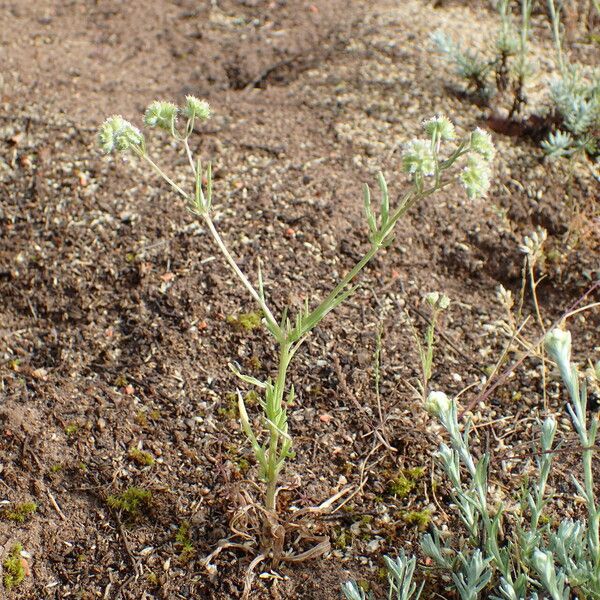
99,103,494,566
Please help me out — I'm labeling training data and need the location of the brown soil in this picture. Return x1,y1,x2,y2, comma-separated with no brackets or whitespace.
0,1,598,599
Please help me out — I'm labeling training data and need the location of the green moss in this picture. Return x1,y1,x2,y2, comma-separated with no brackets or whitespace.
175,521,195,559
226,311,262,332
128,447,155,467
114,374,128,387
64,422,79,437
400,509,432,531
333,527,350,550
3,543,25,590
107,487,152,518
135,411,148,427
146,571,159,586
49,464,63,473
245,390,259,406
249,355,262,370
388,467,426,498
2,502,37,523
218,392,238,418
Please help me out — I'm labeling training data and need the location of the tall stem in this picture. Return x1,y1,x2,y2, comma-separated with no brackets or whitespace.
203,214,283,340
265,341,292,512
137,149,283,340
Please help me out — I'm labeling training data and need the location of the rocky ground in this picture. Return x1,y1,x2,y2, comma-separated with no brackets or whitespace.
0,1,598,598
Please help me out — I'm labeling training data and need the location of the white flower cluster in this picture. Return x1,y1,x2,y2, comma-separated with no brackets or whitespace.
460,128,495,199
98,115,144,154
98,96,211,155
400,117,496,200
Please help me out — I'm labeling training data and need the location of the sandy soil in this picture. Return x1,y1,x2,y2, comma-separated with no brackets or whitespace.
0,1,598,598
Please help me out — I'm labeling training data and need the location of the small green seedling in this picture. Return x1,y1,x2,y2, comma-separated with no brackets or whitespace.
175,521,195,558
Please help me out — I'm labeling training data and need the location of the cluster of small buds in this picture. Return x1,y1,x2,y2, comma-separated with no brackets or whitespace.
425,390,452,418
461,154,491,200
544,328,572,370
423,115,456,141
400,117,495,200
457,128,495,199
98,96,211,155
184,95,211,121
144,100,178,131
425,291,451,310
470,128,495,161
98,116,144,154
519,227,547,260
402,139,436,176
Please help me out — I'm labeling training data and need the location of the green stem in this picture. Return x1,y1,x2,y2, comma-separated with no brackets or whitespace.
137,149,284,341
289,182,449,343
203,214,283,340
265,341,292,512
547,0,565,74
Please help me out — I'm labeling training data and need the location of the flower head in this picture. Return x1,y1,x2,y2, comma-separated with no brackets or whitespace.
402,139,436,176
183,96,211,121
470,128,496,161
144,101,178,131
98,116,144,154
425,391,452,418
544,328,572,369
423,115,456,141
425,291,450,310
461,154,491,199
519,227,547,259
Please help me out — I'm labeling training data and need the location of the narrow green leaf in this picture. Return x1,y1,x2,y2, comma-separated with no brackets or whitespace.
378,171,389,225
228,363,267,389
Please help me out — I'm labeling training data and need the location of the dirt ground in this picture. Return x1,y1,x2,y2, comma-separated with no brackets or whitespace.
0,1,598,599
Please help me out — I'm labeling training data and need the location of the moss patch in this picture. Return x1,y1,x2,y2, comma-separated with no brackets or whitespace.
388,467,426,498
3,543,25,590
128,447,155,467
107,487,152,519
175,521,195,559
1,502,37,523
226,311,262,332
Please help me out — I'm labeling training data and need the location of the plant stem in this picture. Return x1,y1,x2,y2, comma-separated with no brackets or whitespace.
203,214,283,340
289,183,447,343
265,341,292,512
547,0,565,73
137,149,284,341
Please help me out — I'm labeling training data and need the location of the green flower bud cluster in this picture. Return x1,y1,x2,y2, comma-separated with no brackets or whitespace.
98,116,145,154
460,128,495,199
98,96,211,155
400,117,495,200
